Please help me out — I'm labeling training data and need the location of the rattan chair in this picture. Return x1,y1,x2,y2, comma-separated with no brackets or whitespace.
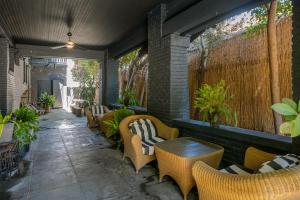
119,115,179,173
86,105,110,128
192,147,300,200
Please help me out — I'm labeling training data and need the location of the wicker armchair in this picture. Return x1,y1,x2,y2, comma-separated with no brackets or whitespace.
192,147,300,200
86,105,110,128
119,115,179,173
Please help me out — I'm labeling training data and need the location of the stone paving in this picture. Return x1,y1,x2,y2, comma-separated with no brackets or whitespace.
0,109,198,200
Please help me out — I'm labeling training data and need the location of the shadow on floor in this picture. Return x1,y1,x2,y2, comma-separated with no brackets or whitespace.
0,109,198,200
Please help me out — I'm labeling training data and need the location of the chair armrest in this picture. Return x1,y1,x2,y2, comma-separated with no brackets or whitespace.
244,147,276,170
104,106,111,113
153,119,179,140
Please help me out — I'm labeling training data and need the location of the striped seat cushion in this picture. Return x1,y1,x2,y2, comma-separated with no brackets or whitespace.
257,154,300,173
220,164,254,175
129,119,164,155
91,105,104,117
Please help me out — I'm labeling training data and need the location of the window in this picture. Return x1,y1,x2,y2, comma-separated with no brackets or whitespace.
23,58,27,84
9,48,14,72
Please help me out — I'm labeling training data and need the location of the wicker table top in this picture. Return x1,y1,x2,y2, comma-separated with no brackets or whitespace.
155,137,223,158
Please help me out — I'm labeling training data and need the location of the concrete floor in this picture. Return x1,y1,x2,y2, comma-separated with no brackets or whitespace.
0,109,198,200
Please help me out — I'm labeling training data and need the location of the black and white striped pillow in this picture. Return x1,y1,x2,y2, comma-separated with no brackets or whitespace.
91,105,104,116
220,164,254,175
129,119,164,155
257,154,300,173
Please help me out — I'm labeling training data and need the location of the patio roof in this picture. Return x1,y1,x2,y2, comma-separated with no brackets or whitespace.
0,0,270,57
0,0,170,50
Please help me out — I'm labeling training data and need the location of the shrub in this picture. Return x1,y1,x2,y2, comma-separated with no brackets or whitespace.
103,108,135,149
194,80,236,127
118,87,139,107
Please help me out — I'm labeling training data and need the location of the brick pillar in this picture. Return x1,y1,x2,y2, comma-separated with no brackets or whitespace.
147,4,190,122
0,38,9,114
102,51,119,105
292,0,300,100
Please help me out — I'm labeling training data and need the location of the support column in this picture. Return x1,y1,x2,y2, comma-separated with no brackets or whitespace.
292,0,300,100
102,51,119,106
0,38,9,114
147,4,190,122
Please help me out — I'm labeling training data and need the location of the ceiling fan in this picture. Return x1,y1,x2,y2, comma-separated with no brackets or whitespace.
50,32,85,50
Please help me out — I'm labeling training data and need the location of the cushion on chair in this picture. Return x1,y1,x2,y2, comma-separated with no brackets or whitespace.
129,119,164,155
220,164,254,175
91,105,104,117
257,154,300,173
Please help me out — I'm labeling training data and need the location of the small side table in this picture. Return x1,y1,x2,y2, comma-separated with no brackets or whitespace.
155,137,224,200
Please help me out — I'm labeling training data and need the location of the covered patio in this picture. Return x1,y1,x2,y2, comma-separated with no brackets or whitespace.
1,109,189,200
1,0,300,200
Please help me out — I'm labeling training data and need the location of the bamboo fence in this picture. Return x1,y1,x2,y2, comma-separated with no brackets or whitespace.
189,17,292,133
119,17,292,133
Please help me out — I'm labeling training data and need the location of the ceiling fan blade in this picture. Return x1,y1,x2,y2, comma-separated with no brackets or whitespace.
50,45,66,50
74,43,87,51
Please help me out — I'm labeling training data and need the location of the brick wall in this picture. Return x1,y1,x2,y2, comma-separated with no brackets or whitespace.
0,38,30,113
292,0,300,100
0,38,9,114
147,4,190,122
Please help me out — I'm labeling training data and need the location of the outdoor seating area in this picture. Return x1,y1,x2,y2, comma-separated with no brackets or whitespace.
1,0,300,199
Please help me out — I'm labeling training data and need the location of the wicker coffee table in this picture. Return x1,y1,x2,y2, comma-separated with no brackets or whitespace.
155,137,224,200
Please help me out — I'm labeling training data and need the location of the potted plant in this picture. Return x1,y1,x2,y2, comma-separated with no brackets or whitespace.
0,112,12,141
39,92,55,113
272,98,300,137
118,87,139,107
13,107,39,154
194,80,236,127
103,108,135,149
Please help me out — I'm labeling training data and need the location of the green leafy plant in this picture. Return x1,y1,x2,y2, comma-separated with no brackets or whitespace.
39,92,55,108
194,80,235,127
0,112,12,138
271,98,300,137
118,87,139,107
14,107,39,123
103,109,135,149
71,60,98,106
13,106,39,147
13,121,38,147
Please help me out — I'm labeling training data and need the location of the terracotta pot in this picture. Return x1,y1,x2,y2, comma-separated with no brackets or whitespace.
44,106,51,113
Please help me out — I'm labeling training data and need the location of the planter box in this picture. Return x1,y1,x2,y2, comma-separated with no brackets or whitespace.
173,119,294,167
0,123,14,144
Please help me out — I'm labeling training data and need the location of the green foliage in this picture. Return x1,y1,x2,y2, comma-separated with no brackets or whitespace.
246,0,292,37
39,92,56,107
13,121,38,147
194,80,235,127
14,107,39,123
271,98,300,137
13,107,39,147
71,60,98,106
103,109,135,149
118,87,139,107
0,112,12,138
119,48,140,68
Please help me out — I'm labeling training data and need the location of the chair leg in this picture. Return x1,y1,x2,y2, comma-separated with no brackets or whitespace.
135,169,139,174
159,174,164,183
122,154,126,161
